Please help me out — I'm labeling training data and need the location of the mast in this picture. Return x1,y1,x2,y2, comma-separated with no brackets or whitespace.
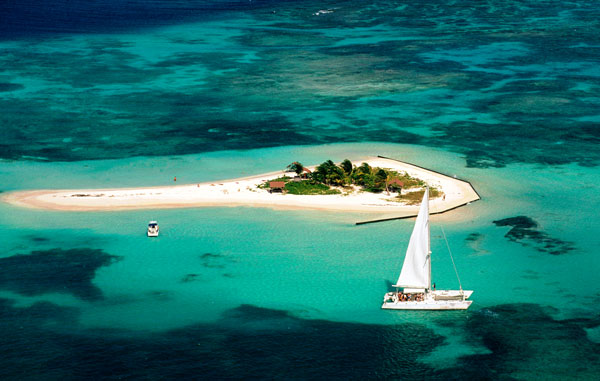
426,187,431,293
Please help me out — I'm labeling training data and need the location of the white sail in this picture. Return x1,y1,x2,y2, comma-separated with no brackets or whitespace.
393,188,430,290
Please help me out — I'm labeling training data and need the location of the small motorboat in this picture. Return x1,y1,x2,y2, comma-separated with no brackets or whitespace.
147,221,159,237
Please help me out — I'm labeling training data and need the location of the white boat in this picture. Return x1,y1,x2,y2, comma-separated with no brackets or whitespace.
382,188,473,310
147,221,159,237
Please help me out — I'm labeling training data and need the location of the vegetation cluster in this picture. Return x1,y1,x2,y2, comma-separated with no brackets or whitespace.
260,160,441,199
257,175,341,195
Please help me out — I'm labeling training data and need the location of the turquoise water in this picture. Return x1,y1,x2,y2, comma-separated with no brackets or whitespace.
2,0,600,378
2,143,599,377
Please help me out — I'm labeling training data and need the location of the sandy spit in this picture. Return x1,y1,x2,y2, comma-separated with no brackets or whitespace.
1,157,480,215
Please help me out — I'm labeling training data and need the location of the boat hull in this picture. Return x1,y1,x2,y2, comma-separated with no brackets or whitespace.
382,300,472,310
382,290,473,310
432,289,473,300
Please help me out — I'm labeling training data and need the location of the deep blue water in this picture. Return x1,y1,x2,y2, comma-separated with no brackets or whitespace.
0,0,259,36
1,1,600,379
3,299,597,379
1,0,599,167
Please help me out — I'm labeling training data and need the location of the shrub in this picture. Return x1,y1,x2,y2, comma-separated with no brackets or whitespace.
285,181,341,195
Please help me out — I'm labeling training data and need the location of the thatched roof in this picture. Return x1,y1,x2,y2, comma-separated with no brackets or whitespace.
269,181,286,189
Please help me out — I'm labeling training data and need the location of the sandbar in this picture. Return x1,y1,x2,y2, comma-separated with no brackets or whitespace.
2,157,480,215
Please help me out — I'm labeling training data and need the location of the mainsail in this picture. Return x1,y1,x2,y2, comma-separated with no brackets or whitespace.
393,188,431,290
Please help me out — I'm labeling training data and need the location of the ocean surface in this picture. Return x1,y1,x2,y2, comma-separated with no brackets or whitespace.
1,1,599,379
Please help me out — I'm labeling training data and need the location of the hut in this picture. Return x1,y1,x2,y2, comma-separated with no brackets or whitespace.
388,179,404,193
301,167,312,179
269,181,286,193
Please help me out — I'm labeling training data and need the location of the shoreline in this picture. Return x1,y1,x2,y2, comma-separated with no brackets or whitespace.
1,157,480,214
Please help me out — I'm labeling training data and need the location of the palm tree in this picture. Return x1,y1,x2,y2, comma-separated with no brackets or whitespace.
385,174,391,195
340,159,353,175
286,162,304,176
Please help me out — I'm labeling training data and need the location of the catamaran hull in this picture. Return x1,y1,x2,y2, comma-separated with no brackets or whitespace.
382,300,472,310
432,290,473,300
382,290,473,310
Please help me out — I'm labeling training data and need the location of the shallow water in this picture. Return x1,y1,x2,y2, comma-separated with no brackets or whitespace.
1,1,600,379
1,143,599,378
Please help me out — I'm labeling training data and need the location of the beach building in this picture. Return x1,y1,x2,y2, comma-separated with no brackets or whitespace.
388,179,404,192
302,168,312,178
269,181,286,193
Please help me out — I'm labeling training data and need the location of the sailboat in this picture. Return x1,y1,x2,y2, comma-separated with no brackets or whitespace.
382,188,473,310
147,221,159,237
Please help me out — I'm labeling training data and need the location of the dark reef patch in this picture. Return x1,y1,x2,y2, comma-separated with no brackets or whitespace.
429,119,600,168
199,252,237,269
0,82,24,92
493,216,575,255
221,304,297,327
146,290,172,302
181,273,202,283
0,297,79,329
465,232,489,256
0,299,445,379
0,48,170,87
494,216,538,230
439,304,600,379
0,248,122,300
521,270,540,280
1,298,599,379
30,236,50,243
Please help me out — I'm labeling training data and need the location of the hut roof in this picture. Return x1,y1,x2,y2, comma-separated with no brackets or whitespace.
389,179,404,186
269,181,286,188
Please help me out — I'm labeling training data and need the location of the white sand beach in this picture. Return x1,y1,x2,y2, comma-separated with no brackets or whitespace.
2,157,480,215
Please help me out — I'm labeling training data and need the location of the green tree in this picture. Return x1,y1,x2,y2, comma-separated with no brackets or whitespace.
315,160,345,185
385,174,392,195
371,168,387,193
328,166,345,186
358,162,371,174
340,159,353,175
352,162,372,186
286,162,304,176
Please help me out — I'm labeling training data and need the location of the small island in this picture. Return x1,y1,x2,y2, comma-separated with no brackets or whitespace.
261,159,442,205
1,157,479,215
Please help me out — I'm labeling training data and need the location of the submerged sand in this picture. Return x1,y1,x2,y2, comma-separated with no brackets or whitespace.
2,157,480,215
